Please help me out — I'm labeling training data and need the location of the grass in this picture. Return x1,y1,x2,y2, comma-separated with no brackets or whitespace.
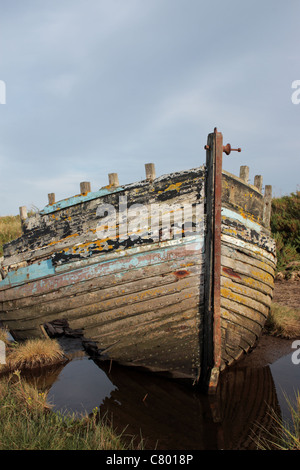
0,336,143,450
0,215,22,256
0,326,10,345
265,303,300,339
0,337,67,373
0,372,141,450
254,392,300,450
271,190,300,274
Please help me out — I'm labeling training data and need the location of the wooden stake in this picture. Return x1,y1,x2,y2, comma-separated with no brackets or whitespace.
108,173,119,187
48,193,55,205
19,206,27,221
254,175,263,192
263,185,272,228
145,163,156,182
239,166,249,183
80,182,91,194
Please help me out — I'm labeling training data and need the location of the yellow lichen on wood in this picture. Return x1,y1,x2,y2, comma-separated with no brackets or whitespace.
158,182,183,194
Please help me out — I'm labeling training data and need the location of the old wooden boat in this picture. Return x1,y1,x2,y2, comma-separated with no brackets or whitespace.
0,128,276,391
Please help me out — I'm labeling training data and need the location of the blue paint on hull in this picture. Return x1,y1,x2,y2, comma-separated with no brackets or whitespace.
40,187,124,214
0,236,204,290
0,259,55,288
221,207,262,232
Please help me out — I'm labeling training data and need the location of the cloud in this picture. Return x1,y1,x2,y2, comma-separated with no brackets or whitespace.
42,73,79,98
0,0,299,215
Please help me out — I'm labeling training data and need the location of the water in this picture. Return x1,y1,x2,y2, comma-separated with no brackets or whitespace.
270,350,300,424
48,356,117,417
23,336,300,450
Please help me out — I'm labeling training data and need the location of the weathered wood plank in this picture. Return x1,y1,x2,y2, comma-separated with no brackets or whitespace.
221,170,265,225
221,255,274,288
221,234,276,268
86,307,201,377
2,256,204,311
7,295,202,340
5,271,202,323
220,296,267,326
221,286,269,317
0,238,203,299
220,276,272,307
221,307,263,338
83,301,201,341
221,242,276,276
221,210,276,255
221,266,273,297
90,308,199,352
3,167,205,260
6,281,201,330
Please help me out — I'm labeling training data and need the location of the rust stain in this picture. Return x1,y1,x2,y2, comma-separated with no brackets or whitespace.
222,267,242,280
173,269,190,280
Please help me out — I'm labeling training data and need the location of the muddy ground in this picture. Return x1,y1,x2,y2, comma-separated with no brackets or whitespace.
240,279,300,368
272,279,300,309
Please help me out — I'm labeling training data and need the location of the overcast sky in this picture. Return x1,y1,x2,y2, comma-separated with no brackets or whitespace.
0,0,299,215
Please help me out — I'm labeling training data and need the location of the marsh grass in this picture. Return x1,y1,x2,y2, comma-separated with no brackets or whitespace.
254,392,300,450
0,337,67,373
0,326,10,345
0,215,22,256
0,372,140,450
265,303,300,339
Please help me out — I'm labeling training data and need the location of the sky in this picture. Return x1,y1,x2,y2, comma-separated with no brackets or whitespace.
0,0,299,215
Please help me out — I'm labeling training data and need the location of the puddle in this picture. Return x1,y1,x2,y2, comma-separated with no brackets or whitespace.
19,334,300,450
270,350,300,425
47,356,117,417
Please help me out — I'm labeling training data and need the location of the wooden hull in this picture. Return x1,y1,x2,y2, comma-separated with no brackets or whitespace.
219,170,276,371
0,238,204,379
0,129,276,388
220,222,276,369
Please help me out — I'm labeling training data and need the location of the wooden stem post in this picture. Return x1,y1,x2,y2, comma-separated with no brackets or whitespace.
203,128,223,393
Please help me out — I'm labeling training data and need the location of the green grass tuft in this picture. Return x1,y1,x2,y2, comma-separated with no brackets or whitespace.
271,191,300,273
0,373,142,450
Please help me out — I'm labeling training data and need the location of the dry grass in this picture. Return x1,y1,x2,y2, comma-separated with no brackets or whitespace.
254,392,300,450
0,327,10,345
1,338,67,373
0,215,22,256
265,303,300,339
0,372,139,450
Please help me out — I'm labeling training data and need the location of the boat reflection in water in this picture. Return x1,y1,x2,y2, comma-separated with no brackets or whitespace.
23,352,280,450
